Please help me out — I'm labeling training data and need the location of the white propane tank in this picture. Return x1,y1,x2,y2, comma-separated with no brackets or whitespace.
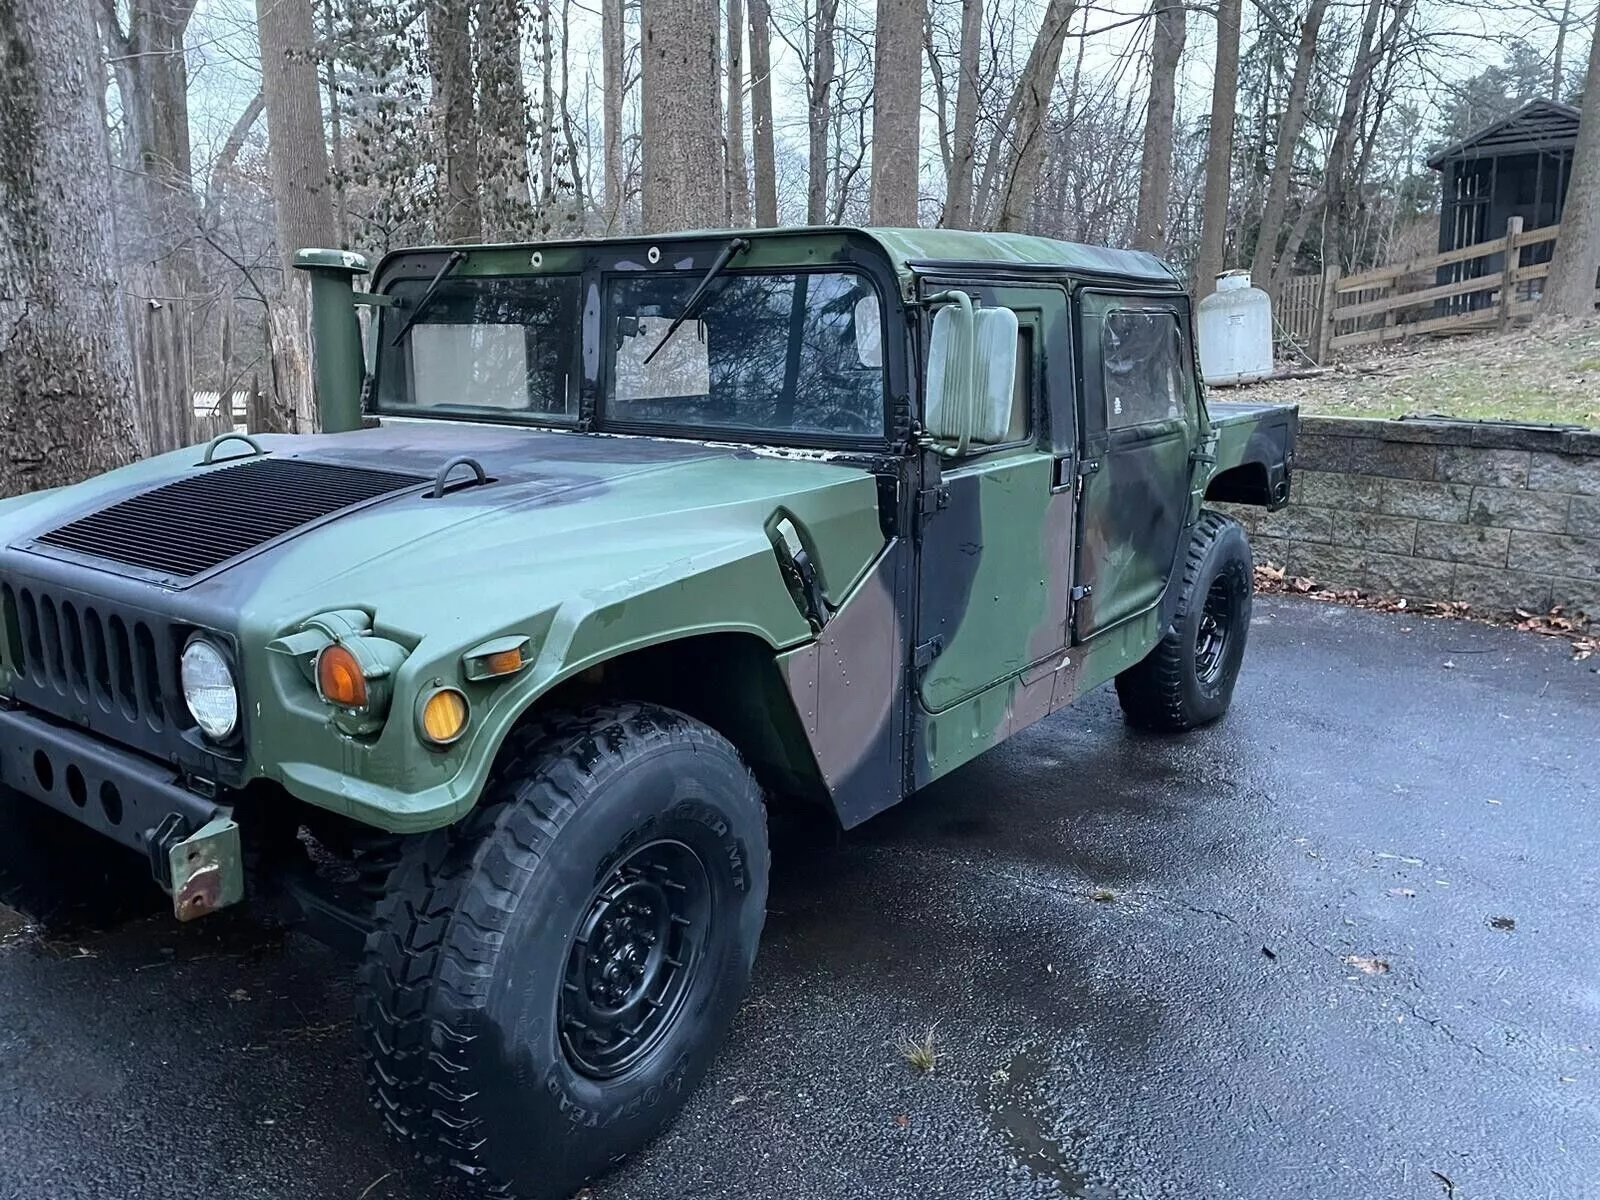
1196,270,1273,386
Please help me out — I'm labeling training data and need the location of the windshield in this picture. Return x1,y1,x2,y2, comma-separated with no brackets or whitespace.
604,270,885,439
375,275,581,421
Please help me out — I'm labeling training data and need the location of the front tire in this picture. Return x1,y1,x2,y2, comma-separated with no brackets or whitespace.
357,704,768,1200
1115,511,1253,732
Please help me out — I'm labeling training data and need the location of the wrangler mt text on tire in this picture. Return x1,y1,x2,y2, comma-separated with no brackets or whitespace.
1115,511,1253,732
356,704,769,1200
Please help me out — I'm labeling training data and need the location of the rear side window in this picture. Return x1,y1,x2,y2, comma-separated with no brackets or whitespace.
1101,309,1185,430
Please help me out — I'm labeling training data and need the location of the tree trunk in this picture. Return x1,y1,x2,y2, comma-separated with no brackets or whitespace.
1303,0,1385,286
726,0,751,224
259,0,337,270
321,0,349,245
748,0,779,224
539,0,556,202
1131,0,1187,252
257,0,337,434
602,0,626,230
1249,0,1327,292
1546,13,1600,317
429,0,482,242
988,0,1077,232
478,0,534,239
870,0,922,226
1193,0,1241,295
641,0,723,232
940,0,982,228
807,0,839,225
100,0,200,279
1553,0,1573,99
0,0,143,495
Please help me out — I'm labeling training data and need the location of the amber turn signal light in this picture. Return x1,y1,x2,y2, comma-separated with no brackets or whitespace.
420,688,469,746
317,644,368,709
479,647,524,677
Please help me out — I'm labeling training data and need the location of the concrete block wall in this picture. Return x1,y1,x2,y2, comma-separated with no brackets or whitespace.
1221,416,1600,620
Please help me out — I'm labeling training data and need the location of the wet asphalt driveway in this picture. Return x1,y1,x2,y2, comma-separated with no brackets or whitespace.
1,595,1596,1200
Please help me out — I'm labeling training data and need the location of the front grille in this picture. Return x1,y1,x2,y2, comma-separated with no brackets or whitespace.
1,580,183,740
34,457,425,580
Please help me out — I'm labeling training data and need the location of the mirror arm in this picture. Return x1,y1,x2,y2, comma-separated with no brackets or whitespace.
925,290,976,456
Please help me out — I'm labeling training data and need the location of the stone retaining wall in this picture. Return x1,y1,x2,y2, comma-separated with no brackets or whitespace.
1222,416,1600,620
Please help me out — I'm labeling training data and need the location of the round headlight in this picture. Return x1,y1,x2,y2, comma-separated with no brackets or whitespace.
181,638,238,741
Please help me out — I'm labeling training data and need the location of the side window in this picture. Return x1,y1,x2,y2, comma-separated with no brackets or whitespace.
1006,327,1032,442
1102,309,1186,430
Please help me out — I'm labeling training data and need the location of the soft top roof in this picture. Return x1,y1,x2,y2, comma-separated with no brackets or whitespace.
856,226,1178,286
370,226,1180,291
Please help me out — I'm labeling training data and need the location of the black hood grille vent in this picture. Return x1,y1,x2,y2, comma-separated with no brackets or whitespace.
33,457,426,580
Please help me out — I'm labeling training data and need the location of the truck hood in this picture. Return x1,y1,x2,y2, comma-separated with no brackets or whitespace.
0,422,887,646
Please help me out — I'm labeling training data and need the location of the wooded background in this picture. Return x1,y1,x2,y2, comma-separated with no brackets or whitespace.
3,0,1600,498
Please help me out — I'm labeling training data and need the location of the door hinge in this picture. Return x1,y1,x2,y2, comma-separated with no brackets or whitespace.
913,485,949,541
913,636,944,669
1070,584,1093,601
1077,459,1101,476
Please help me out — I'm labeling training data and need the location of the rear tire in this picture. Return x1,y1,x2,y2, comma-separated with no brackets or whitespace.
356,703,769,1200
1115,511,1253,732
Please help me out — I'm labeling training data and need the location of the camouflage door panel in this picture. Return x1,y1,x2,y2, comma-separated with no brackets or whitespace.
1073,290,1200,640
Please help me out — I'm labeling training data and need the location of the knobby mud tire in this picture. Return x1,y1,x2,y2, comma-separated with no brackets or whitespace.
1115,511,1254,733
356,703,769,1200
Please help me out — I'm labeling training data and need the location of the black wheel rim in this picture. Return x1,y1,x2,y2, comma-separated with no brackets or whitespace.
559,838,711,1080
1194,574,1237,687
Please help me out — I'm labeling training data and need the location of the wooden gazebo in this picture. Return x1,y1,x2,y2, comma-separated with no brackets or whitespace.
1427,100,1580,305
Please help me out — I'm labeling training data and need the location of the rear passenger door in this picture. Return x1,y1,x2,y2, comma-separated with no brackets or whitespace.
1072,290,1199,641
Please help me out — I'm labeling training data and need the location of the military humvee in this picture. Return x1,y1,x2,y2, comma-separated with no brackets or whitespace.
0,228,1294,1198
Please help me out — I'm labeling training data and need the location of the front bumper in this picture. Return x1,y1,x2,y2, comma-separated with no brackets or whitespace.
0,704,243,919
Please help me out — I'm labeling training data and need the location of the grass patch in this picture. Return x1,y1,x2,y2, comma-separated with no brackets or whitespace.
898,1024,940,1073
1241,319,1600,428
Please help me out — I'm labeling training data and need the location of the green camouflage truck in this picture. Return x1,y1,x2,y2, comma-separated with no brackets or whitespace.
0,228,1294,1197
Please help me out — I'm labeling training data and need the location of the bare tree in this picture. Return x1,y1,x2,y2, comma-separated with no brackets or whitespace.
1552,0,1574,97
602,0,626,230
1131,0,1186,252
939,0,983,228
727,0,752,223
538,0,557,201
870,0,921,225
748,0,780,224
1193,0,1241,295
804,0,840,224
1248,0,1327,292
640,0,724,231
976,0,1077,232
258,0,337,433
1,0,143,495
429,0,482,242
1546,8,1600,317
478,0,536,238
97,0,201,279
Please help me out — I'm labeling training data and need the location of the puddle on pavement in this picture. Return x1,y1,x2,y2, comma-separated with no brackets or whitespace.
986,1046,1118,1199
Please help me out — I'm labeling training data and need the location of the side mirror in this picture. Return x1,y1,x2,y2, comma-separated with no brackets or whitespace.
294,248,371,434
924,291,1018,454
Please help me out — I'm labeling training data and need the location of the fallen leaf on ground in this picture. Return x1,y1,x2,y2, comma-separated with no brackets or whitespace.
1489,915,1516,931
1345,954,1390,975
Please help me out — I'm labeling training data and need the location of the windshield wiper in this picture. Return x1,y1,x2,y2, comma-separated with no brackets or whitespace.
389,249,467,347
642,237,749,365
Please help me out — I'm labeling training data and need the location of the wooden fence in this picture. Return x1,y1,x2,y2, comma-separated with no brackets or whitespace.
1275,272,1324,359
1311,217,1563,360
